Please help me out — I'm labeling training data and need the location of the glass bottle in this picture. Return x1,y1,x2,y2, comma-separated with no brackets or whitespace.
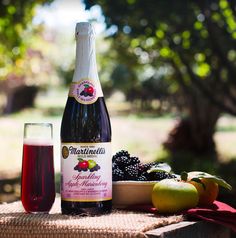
60,22,112,215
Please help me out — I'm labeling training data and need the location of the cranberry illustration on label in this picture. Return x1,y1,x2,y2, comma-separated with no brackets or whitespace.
80,84,94,97
74,158,101,172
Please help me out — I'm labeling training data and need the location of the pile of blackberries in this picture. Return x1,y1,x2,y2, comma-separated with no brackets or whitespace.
112,150,175,181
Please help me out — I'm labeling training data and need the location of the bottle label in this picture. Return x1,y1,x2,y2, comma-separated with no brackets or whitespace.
61,142,112,202
69,78,103,104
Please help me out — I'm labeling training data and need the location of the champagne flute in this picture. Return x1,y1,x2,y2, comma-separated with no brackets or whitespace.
21,123,55,213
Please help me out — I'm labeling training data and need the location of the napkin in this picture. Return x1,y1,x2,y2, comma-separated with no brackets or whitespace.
125,201,236,232
184,201,236,233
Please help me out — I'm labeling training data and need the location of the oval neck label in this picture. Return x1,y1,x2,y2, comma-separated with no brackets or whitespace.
69,78,98,104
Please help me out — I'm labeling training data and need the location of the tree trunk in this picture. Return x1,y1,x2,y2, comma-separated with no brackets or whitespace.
163,93,220,171
4,85,38,114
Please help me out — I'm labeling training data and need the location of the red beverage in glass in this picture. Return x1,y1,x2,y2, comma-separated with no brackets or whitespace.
21,140,55,213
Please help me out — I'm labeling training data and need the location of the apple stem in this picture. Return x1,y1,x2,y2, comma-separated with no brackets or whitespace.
181,171,188,181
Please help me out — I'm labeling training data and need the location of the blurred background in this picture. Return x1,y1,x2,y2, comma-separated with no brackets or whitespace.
0,0,236,207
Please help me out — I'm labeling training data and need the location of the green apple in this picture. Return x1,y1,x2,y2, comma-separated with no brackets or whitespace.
152,179,199,213
88,160,96,169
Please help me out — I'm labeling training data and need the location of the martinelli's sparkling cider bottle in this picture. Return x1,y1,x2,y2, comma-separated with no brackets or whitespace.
60,22,112,215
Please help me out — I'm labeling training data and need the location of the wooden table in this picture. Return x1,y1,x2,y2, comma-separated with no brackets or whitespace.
0,197,230,238
146,220,230,238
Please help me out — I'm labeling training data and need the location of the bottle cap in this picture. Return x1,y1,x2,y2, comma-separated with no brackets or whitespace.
75,22,95,36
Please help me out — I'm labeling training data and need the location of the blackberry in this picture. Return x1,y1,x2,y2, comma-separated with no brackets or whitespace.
115,156,132,168
112,162,118,170
167,173,176,179
74,166,82,172
112,150,130,162
112,168,124,181
138,164,148,173
139,171,150,180
146,162,160,169
90,164,100,172
148,171,174,181
124,164,139,180
129,156,140,165
138,162,156,173
137,175,148,181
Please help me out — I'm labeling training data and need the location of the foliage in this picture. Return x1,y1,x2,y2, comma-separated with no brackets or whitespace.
0,0,58,113
84,0,236,156
85,0,236,114
0,0,53,81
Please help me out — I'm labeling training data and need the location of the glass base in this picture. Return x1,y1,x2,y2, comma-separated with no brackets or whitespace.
26,211,49,214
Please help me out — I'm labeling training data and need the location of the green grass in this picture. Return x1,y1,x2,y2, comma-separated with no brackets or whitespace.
216,125,236,132
1,89,236,175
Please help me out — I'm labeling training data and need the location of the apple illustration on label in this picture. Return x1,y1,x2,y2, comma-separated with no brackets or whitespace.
74,158,101,172
80,84,94,97
88,160,96,169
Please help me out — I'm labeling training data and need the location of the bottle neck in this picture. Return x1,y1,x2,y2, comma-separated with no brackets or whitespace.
73,34,99,82
69,32,103,103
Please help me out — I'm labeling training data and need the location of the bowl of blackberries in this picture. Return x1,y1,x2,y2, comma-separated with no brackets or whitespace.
112,150,176,207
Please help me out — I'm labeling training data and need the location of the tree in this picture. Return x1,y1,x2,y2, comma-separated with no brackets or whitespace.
0,0,53,113
84,0,236,158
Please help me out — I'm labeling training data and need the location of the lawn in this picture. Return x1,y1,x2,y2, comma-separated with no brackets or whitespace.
0,89,236,176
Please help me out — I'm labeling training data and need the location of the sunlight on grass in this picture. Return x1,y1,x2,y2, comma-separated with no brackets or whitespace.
215,116,236,160
1,91,236,175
